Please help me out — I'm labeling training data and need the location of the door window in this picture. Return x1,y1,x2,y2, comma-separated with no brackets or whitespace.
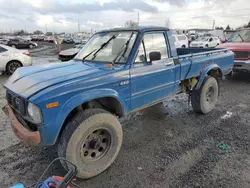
135,43,146,63
144,33,169,61
0,46,7,53
135,33,169,63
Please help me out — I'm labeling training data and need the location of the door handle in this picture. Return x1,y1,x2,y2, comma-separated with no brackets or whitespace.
165,61,174,66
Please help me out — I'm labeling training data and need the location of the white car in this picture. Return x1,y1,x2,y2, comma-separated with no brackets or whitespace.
0,44,32,74
190,37,221,48
172,35,189,48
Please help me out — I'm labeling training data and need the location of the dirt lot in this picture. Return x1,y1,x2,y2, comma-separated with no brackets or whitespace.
1,44,250,187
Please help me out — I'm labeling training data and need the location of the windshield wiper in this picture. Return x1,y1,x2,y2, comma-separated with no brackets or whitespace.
112,32,134,64
92,35,116,60
82,49,97,62
238,34,244,42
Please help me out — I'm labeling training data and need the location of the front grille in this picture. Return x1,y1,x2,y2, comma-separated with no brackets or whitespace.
234,51,250,59
6,91,26,115
6,91,37,131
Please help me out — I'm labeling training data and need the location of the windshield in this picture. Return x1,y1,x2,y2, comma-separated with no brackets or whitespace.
196,37,209,41
74,31,137,63
228,29,250,42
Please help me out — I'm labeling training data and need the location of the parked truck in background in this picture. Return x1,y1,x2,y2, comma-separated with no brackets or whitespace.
3,26,234,179
217,28,250,73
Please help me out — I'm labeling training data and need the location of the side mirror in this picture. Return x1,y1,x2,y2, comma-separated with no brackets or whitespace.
149,51,161,62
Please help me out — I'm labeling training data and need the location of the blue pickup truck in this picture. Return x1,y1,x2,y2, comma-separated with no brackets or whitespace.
3,26,234,179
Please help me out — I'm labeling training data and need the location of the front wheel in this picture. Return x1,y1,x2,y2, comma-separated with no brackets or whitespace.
58,109,123,179
191,76,219,114
29,44,33,49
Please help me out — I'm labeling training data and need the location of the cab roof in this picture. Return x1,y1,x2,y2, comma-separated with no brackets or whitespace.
97,26,169,34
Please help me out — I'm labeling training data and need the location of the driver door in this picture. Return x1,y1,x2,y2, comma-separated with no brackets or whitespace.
130,32,176,111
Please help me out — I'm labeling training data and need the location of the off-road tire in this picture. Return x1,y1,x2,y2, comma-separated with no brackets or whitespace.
58,109,123,179
191,76,219,114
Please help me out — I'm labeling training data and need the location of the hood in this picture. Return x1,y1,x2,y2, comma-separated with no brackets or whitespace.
217,42,250,51
4,60,112,98
59,48,80,56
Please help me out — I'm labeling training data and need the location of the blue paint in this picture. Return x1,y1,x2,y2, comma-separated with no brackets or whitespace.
4,26,235,145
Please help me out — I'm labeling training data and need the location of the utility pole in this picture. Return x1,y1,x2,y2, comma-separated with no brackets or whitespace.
165,18,170,28
45,24,47,34
78,20,80,32
137,12,140,26
212,20,215,30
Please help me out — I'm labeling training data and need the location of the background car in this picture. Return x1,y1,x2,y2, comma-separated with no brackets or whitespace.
62,37,75,44
0,38,9,45
172,34,189,48
73,37,83,45
7,38,36,49
0,44,32,74
190,37,221,48
47,36,55,43
21,36,32,41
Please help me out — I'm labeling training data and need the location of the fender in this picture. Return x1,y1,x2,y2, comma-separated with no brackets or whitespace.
196,64,222,90
51,88,127,144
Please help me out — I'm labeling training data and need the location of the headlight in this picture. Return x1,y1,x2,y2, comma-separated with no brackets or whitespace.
27,102,42,124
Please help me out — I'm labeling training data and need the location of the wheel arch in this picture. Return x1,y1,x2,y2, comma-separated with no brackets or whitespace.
196,64,222,90
53,89,127,145
5,60,23,71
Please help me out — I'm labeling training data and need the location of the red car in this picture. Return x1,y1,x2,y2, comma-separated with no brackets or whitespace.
218,28,250,73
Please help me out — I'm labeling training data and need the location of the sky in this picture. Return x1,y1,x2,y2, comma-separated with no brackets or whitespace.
0,0,249,33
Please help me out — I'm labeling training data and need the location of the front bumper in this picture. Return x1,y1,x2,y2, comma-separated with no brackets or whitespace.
2,105,40,146
233,60,250,72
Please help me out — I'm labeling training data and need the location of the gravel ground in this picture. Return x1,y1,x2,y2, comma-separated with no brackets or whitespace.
1,44,250,187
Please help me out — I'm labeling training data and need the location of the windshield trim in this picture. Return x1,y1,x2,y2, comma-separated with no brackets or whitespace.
74,31,139,64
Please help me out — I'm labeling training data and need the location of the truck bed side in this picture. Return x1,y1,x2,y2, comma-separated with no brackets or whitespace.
176,48,234,81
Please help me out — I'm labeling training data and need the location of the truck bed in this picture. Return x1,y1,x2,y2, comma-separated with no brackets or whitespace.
176,47,223,56
175,48,234,82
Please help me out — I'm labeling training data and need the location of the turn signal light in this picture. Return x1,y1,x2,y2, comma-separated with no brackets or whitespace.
46,102,59,108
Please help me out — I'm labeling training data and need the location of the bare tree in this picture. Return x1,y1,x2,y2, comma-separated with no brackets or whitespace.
125,20,138,27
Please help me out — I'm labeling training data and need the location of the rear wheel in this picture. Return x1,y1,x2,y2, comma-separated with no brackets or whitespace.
58,109,123,179
29,44,33,49
182,45,186,48
11,45,16,48
205,44,209,48
6,61,22,74
191,76,219,114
